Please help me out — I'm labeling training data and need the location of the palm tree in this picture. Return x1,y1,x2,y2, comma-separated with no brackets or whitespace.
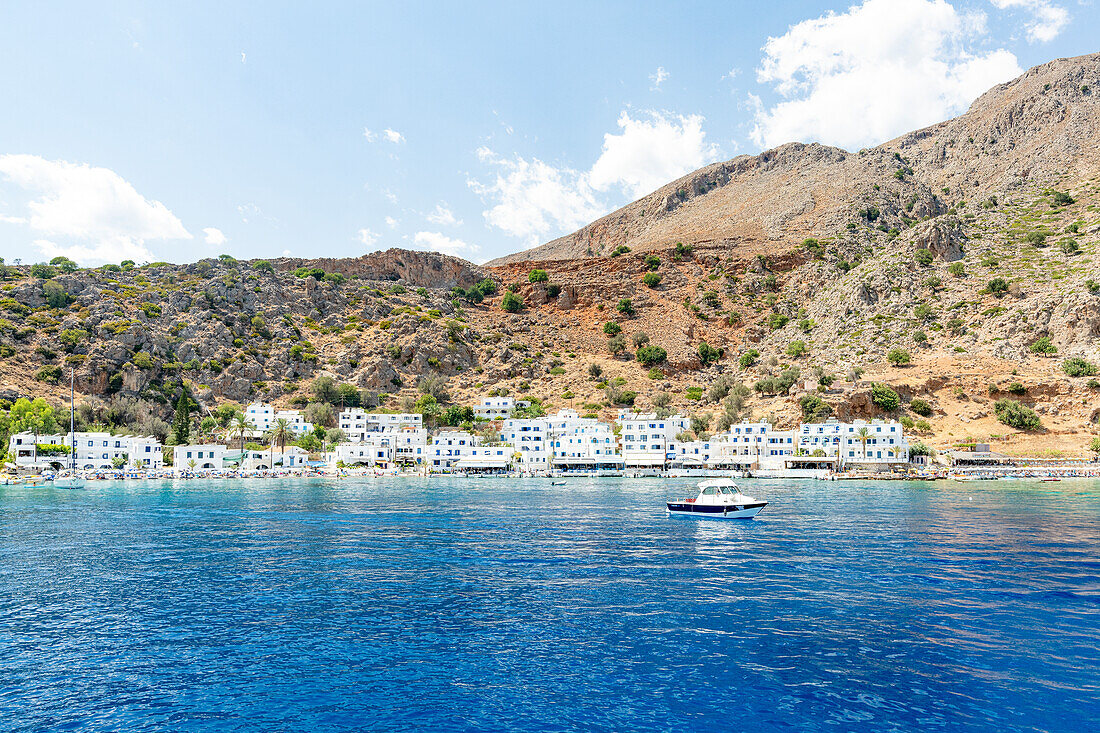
187,459,197,471
227,415,255,454
856,427,871,462
269,417,292,467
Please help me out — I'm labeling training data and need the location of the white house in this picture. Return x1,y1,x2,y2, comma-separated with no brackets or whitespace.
429,430,481,472
173,444,228,474
391,426,428,466
799,418,909,468
616,411,690,472
454,445,513,474
332,438,393,467
545,410,623,475
245,402,311,436
473,396,530,420
9,431,164,471
338,409,423,442
274,409,313,435
500,418,550,474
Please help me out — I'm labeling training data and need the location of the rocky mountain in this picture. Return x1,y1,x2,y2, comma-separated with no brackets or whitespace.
1,53,1099,456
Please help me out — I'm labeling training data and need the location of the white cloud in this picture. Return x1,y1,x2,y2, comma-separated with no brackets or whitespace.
989,0,1068,43
469,110,721,244
382,128,405,144
203,227,227,245
750,0,1022,151
413,231,481,260
385,216,398,229
588,111,721,199
357,228,379,246
468,151,605,246
0,154,191,265
649,66,670,90
426,204,461,227
363,127,376,142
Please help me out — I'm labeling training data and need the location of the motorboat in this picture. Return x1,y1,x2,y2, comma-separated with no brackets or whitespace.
666,479,768,519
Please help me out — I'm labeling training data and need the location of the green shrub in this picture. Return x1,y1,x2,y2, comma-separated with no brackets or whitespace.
43,280,71,309
914,249,934,266
644,254,660,271
738,349,759,369
610,245,631,257
786,340,807,357
800,394,832,422
768,313,789,330
986,277,1009,296
871,382,900,411
617,298,634,315
994,399,1041,430
635,345,667,366
1028,337,1057,355
1059,238,1080,255
607,334,626,354
30,263,57,279
697,341,723,366
1062,357,1098,377
546,284,561,298
501,291,524,312
1086,280,1099,293
803,238,824,257
132,351,155,369
292,267,326,279
603,321,622,335
253,260,274,273
887,348,911,366
1007,382,1026,395
528,269,549,283
642,272,662,288
685,387,704,400
913,330,927,344
948,262,966,277
1023,231,1049,247
36,365,64,383
910,398,932,417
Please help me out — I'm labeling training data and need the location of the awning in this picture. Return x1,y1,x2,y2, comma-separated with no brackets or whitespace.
456,457,510,468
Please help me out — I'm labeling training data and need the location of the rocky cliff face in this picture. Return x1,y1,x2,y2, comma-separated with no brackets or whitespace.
2,54,1099,456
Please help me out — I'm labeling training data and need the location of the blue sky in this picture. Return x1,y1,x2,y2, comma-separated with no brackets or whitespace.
0,0,1096,266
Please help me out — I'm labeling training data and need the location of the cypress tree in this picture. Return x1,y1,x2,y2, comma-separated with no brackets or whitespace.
172,393,191,445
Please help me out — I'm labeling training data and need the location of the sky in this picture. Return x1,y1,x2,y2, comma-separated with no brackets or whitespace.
0,1,1096,267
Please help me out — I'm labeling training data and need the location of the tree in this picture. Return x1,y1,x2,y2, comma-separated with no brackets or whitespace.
172,393,191,445
690,413,712,439
502,291,524,312
227,415,255,452
642,272,661,288
415,394,441,422
608,334,626,355
442,405,474,426
617,298,634,316
43,280,71,308
994,399,1041,430
799,395,832,422
636,345,667,366
528,269,549,283
269,417,293,465
311,376,338,404
855,427,871,461
1091,437,1100,456
325,428,346,446
336,383,360,408
304,402,336,428
603,321,622,336
887,348,912,366
9,397,59,441
870,383,900,412
50,256,79,273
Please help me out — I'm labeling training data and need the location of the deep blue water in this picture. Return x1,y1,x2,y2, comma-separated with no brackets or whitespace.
1,478,1098,732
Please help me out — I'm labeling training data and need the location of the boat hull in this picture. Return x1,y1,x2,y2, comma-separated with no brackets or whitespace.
53,478,86,489
666,501,767,519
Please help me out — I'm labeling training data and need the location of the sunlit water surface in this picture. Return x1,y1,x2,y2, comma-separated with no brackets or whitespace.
1,477,1098,732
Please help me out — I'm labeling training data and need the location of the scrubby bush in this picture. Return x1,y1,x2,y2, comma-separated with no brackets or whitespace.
913,330,927,344
914,249,934,266
528,269,548,283
909,398,932,417
986,277,1009,296
607,334,626,355
738,349,759,369
635,345,667,366
1059,238,1080,255
644,254,660,271
642,272,662,288
35,365,64,383
617,298,634,315
698,341,723,366
1062,357,1098,377
948,262,966,277
800,394,832,422
632,332,650,348
501,291,524,312
994,399,1041,431
768,313,789,330
1028,337,1057,355
887,348,911,366
786,340,807,358
603,321,622,336
870,382,900,411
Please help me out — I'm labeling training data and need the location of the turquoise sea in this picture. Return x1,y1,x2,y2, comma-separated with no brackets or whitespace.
1,477,1098,732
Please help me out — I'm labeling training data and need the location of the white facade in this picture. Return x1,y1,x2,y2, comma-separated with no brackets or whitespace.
9,431,163,471
246,402,311,436
798,418,909,466
429,431,481,471
454,445,513,473
545,410,622,473
173,444,228,473
338,409,423,442
391,427,428,465
474,396,515,420
500,418,549,473
616,412,690,469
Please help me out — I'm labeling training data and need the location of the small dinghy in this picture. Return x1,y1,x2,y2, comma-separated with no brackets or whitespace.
666,479,767,519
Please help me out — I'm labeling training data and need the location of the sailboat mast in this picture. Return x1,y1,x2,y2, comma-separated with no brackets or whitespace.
69,369,75,470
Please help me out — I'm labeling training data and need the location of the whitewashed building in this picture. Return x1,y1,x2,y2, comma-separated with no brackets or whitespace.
545,410,623,475
616,412,690,472
245,402,311,436
454,445,514,474
9,431,164,471
172,444,228,473
474,396,531,420
798,418,909,468
500,418,550,473
338,409,423,442
429,431,481,472
274,409,313,435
